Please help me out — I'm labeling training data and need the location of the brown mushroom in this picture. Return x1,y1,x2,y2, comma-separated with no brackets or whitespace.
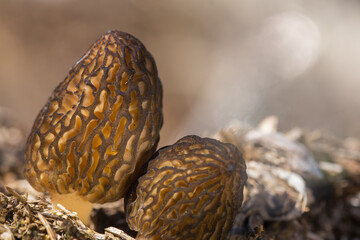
125,135,247,240
24,30,163,224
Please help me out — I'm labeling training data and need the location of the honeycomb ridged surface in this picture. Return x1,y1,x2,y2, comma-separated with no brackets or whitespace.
125,135,247,240
25,31,163,203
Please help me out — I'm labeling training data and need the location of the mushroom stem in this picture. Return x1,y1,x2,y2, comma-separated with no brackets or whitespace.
50,192,93,225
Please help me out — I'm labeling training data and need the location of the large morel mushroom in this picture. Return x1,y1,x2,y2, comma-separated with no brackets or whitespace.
24,30,163,224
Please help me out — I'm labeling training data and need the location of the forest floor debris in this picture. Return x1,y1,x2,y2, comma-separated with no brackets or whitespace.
0,114,359,239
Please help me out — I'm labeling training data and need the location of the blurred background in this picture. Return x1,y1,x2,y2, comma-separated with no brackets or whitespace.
0,0,359,147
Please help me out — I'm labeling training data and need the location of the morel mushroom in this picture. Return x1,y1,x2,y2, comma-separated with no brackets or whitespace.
24,31,163,224
125,135,247,240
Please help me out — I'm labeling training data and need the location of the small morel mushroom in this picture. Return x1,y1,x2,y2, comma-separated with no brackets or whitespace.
125,135,247,240
24,31,163,224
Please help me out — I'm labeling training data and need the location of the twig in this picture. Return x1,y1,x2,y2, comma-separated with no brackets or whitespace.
105,227,135,240
5,187,27,204
37,212,57,240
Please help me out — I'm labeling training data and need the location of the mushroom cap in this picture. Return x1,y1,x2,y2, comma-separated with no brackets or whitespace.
25,30,163,203
125,135,247,240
